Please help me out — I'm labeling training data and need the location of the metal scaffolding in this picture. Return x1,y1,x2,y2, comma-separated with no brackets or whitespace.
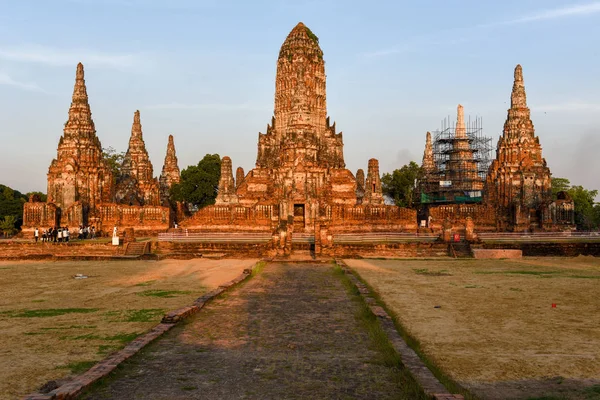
420,115,493,204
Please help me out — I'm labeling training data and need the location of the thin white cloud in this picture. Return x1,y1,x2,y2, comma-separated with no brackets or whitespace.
480,1,600,27
54,0,218,10
0,44,140,69
146,103,270,111
363,37,470,58
532,102,600,112
0,72,43,92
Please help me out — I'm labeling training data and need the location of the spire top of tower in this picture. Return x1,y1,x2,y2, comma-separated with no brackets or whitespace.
456,104,466,138
64,62,96,137
511,64,528,109
279,21,322,60
76,62,84,79
131,110,142,138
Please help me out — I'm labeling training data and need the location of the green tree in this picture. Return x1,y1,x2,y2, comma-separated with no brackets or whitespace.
26,191,47,202
552,177,600,230
568,185,599,230
381,161,422,208
0,184,27,229
102,147,125,178
170,154,221,209
0,215,18,237
551,177,571,199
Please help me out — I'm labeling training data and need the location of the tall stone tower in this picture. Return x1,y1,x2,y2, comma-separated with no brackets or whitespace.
421,131,436,174
486,65,552,231
363,159,384,205
227,22,358,230
256,22,345,169
159,134,181,205
215,156,238,205
116,110,160,206
47,63,113,212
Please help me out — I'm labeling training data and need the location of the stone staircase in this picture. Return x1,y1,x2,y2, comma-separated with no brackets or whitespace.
114,242,149,257
449,241,473,258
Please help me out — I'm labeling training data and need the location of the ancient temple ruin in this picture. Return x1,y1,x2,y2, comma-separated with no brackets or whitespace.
22,64,175,235
184,22,416,234
486,65,573,231
417,65,574,232
46,63,114,212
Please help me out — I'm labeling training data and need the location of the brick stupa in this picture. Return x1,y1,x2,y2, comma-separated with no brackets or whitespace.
159,134,181,205
116,110,160,206
217,22,368,229
47,63,113,211
486,64,552,230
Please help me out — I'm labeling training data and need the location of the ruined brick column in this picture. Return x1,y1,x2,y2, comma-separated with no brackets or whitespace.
159,134,181,205
422,131,435,173
235,167,245,190
363,159,384,205
215,156,238,205
356,169,365,204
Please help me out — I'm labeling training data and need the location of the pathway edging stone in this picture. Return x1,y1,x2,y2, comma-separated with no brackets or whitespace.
335,259,465,400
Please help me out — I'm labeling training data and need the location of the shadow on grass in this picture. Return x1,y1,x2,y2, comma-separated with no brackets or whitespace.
333,265,429,400
342,265,479,400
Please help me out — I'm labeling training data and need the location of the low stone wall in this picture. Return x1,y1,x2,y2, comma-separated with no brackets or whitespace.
154,241,270,258
0,242,118,260
327,242,449,258
472,249,522,259
478,242,600,257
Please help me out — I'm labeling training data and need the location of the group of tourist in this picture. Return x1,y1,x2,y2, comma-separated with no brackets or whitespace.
33,225,97,243
78,225,97,240
34,227,70,243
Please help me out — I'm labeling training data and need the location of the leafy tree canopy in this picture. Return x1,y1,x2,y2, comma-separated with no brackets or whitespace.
551,177,571,199
0,184,27,229
0,215,18,237
170,154,221,209
551,177,600,230
26,191,47,202
102,147,125,178
381,161,422,208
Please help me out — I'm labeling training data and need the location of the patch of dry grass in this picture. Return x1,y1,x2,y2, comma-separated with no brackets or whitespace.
345,256,600,395
0,258,257,399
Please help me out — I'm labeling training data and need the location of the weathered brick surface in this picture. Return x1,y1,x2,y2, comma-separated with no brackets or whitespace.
478,242,600,257
472,249,522,259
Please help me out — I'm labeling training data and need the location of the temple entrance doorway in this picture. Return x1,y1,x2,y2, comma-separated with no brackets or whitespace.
55,208,62,227
293,204,305,230
417,206,429,228
82,204,90,227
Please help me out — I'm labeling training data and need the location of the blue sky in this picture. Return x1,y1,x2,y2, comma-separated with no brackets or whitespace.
1,0,599,196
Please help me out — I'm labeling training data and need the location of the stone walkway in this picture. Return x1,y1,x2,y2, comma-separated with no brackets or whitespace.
83,263,422,399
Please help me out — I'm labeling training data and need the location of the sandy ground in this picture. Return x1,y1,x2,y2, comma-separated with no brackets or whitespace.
345,257,600,400
0,258,257,399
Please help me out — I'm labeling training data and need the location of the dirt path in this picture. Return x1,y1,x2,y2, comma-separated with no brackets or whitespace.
83,262,418,399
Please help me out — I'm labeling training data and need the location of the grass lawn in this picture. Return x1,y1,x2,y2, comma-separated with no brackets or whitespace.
0,258,257,399
346,256,600,400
